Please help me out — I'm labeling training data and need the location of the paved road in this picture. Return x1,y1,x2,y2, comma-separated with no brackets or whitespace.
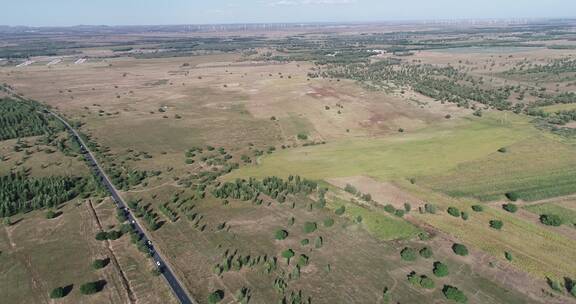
49,111,195,304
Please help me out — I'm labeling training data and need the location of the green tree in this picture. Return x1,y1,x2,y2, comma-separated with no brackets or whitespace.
303,222,317,233
400,247,417,261
442,285,467,303
489,220,503,230
540,214,562,226
92,258,108,270
420,276,435,289
275,229,288,240
433,261,449,277
282,249,295,264
207,290,224,304
80,281,103,295
419,247,433,258
452,243,469,256
471,205,483,212
50,287,66,299
447,207,461,217
502,203,518,213
505,192,519,202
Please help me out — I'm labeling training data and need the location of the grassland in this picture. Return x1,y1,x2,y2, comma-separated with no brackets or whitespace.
0,202,129,304
230,112,535,181
326,196,420,240
539,103,576,113
404,183,576,280
524,203,576,226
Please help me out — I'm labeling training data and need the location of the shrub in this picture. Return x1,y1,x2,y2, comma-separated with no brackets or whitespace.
471,205,483,212
433,261,449,277
323,218,334,227
489,220,503,230
502,203,518,213
394,209,405,217
300,239,309,246
207,290,224,304
461,212,469,221
540,214,562,226
275,229,288,240
505,192,519,202
419,247,433,258
420,276,435,289
296,133,308,140
80,281,103,295
335,206,346,215
452,243,469,256
505,251,513,261
50,287,66,299
498,147,507,153
442,285,467,303
447,207,461,217
400,247,417,261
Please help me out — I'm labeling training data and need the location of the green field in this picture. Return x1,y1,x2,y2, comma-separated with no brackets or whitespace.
230,112,535,181
524,203,576,226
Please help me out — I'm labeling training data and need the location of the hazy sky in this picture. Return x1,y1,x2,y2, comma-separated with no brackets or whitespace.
2,0,575,26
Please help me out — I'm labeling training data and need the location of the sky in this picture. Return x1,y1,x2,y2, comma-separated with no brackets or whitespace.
2,0,575,27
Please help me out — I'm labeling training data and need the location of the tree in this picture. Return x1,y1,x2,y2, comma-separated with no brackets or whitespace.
92,258,109,270
95,231,108,241
447,207,461,217
50,287,66,299
471,205,483,212
489,220,503,230
442,285,467,303
433,261,449,277
502,203,518,213
207,290,224,304
540,214,562,226
452,243,469,256
505,192,519,202
400,247,417,261
303,222,317,233
80,281,104,295
281,249,295,264
420,276,435,289
275,229,288,240
419,247,433,258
